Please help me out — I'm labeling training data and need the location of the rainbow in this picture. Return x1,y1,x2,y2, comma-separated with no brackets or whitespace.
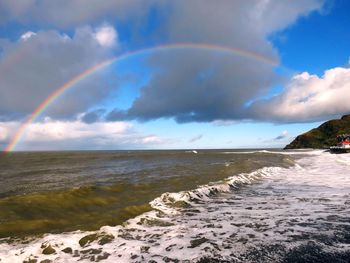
4,43,279,152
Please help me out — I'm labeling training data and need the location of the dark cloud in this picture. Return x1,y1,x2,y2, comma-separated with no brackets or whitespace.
274,135,285,140
0,25,117,120
0,0,157,28
274,131,288,141
81,109,106,123
124,52,276,123
106,109,130,122
107,0,324,123
188,134,203,143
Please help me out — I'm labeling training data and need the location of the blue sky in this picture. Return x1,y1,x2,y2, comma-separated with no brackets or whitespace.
272,0,350,75
0,0,349,150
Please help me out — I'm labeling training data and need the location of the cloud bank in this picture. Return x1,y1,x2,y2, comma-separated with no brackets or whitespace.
0,119,165,150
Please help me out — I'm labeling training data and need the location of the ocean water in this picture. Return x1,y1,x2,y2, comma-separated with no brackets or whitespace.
0,150,349,262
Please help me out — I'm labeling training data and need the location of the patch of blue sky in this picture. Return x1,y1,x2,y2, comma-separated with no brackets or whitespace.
98,52,152,111
270,0,350,75
136,5,169,45
244,84,284,108
116,4,168,50
0,22,41,41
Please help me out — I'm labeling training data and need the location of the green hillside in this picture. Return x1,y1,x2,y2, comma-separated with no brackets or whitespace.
284,114,350,149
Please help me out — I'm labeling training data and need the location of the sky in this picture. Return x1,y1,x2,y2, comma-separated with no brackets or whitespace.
0,0,350,151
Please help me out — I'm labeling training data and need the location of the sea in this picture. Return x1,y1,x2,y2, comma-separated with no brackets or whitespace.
0,149,349,262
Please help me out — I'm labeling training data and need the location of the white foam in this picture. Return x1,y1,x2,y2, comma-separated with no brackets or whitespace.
219,149,326,155
149,166,279,216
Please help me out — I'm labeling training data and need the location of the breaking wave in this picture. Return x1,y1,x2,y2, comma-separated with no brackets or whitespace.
150,166,280,215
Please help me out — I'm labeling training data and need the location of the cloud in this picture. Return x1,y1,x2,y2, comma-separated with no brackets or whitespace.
106,109,129,122
0,124,9,141
0,24,118,121
80,109,106,124
108,0,324,123
0,0,157,28
140,135,163,144
20,31,36,41
0,119,165,150
94,25,118,47
250,67,350,122
211,120,236,127
274,130,288,140
188,134,203,143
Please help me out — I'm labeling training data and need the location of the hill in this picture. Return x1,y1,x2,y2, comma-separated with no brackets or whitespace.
284,114,350,149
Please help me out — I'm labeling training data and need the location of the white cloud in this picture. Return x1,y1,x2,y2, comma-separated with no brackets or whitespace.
94,25,118,47
141,135,163,144
0,125,9,141
0,120,165,150
24,119,130,141
20,31,36,41
252,66,350,122
0,122,19,142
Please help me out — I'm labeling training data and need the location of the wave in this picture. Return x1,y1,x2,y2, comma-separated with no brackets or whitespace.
220,149,327,156
219,150,275,154
150,166,281,215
